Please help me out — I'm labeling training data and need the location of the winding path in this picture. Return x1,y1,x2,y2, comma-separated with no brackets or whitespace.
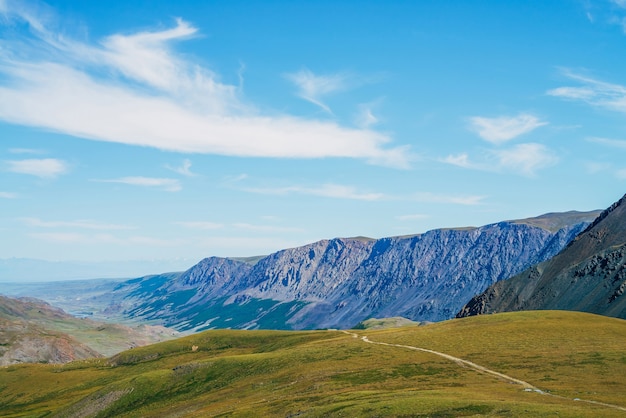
342,330,626,413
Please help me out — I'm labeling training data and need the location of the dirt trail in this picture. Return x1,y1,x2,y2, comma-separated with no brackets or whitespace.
342,330,626,413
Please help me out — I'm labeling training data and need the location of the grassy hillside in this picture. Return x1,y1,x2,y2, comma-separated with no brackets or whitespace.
0,296,179,364
1,311,625,417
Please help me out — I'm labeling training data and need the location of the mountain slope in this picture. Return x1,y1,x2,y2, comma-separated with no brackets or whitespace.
0,296,178,365
117,211,599,330
457,194,626,319
2,311,626,417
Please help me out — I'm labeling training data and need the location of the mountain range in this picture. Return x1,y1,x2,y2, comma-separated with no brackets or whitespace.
99,211,599,331
458,193,626,319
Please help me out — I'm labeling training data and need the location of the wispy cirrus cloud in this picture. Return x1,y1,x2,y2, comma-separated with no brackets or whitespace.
0,3,410,169
29,232,185,247
166,159,196,176
616,168,626,179
547,70,626,113
243,183,386,201
396,213,430,221
587,136,626,149
284,68,349,113
174,221,224,230
4,158,68,178
491,143,558,177
442,143,558,177
0,191,17,198
9,148,45,154
232,223,304,233
95,176,182,192
412,192,485,206
468,114,548,144
19,217,135,230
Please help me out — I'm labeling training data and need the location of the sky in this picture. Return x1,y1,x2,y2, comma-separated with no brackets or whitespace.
2,0,626,276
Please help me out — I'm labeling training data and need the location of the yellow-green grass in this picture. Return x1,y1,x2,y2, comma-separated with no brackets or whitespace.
1,311,625,417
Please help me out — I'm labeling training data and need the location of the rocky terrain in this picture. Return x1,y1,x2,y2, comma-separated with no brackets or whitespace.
112,211,599,330
0,295,178,365
457,194,626,319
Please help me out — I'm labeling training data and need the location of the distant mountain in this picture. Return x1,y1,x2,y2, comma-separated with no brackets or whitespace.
457,194,626,319
112,211,599,331
0,295,179,365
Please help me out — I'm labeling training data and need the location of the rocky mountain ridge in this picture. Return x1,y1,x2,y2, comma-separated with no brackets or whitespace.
457,194,626,319
115,211,600,330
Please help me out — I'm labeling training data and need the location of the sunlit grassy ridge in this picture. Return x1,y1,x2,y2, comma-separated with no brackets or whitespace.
1,311,625,417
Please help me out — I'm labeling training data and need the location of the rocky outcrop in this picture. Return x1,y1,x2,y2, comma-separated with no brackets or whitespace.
457,194,626,319
120,211,599,330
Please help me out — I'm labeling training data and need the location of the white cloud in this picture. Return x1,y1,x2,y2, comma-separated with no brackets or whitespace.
441,144,557,177
547,71,626,114
616,168,626,179
412,192,485,206
587,136,626,150
9,148,45,154
232,223,304,233
19,217,135,230
0,191,17,198
490,143,558,177
96,176,182,192
468,114,548,144
355,101,381,129
174,221,224,230
166,159,196,176
585,161,612,174
0,8,410,168
613,0,626,9
4,158,68,178
29,231,185,247
396,214,429,221
29,232,86,243
243,183,386,201
284,68,348,113
440,153,475,169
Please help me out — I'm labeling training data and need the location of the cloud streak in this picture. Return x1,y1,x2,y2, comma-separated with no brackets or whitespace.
243,183,386,201
547,70,626,114
0,5,409,168
166,159,196,176
412,192,485,206
19,217,135,230
442,143,558,177
174,221,224,230
587,137,626,150
468,114,547,144
4,158,68,178
95,176,182,192
284,68,349,113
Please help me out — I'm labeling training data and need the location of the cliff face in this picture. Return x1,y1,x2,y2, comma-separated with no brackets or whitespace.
121,211,598,330
457,194,626,319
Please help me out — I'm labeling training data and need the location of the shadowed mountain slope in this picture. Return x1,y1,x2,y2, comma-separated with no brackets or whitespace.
457,193,626,319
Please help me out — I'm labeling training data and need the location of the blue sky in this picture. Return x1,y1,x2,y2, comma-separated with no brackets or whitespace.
2,0,626,271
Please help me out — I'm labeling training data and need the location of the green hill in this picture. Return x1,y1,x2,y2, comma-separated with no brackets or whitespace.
1,311,625,417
